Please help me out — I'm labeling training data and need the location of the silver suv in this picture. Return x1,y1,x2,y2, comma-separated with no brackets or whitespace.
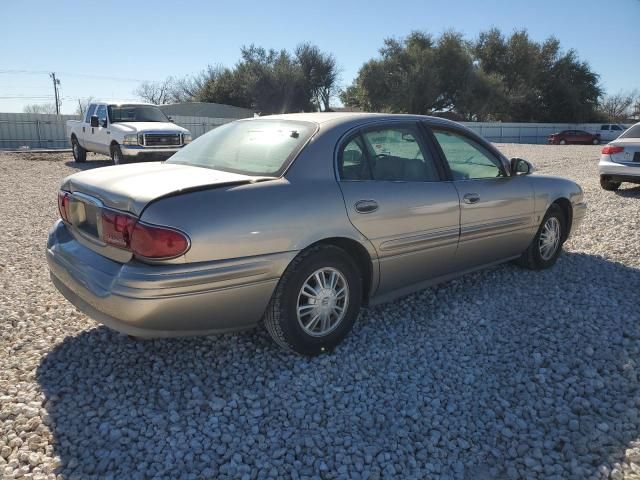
599,122,640,191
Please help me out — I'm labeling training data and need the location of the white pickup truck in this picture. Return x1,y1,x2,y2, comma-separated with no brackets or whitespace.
66,101,191,164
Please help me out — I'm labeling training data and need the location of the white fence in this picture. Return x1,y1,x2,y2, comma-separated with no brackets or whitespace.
0,112,618,150
0,113,236,150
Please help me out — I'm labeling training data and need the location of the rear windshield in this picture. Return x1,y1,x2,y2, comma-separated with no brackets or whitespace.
619,124,640,139
108,105,169,123
167,119,316,176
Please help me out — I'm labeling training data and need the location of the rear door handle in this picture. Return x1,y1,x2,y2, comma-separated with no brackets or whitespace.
463,193,480,204
355,200,379,213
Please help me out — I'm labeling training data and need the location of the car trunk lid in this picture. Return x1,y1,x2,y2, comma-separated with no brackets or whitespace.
60,162,265,263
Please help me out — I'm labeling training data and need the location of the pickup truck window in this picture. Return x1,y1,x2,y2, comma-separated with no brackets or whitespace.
108,105,169,123
96,105,108,126
84,104,96,124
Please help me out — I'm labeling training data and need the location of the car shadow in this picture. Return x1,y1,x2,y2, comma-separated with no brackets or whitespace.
64,159,113,171
615,185,640,198
36,252,640,479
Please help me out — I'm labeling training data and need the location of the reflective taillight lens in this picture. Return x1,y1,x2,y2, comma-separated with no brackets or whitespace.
58,191,71,222
602,145,624,155
130,223,189,258
101,210,189,259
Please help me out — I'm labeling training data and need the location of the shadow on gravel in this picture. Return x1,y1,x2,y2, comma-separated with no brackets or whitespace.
615,185,640,198
37,252,640,479
64,159,113,171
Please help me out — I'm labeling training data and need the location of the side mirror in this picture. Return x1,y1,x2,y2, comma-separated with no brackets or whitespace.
90,115,99,128
510,157,532,176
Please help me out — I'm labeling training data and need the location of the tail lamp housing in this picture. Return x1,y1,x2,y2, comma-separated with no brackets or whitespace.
101,210,190,259
602,145,624,155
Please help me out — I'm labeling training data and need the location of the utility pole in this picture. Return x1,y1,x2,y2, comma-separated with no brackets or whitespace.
50,72,60,115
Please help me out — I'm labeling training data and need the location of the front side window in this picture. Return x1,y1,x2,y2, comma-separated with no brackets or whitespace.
356,126,440,182
167,119,315,176
95,105,107,125
601,125,610,131
432,129,505,180
84,104,96,124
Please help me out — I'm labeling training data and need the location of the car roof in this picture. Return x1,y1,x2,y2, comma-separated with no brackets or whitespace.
253,112,463,129
93,100,156,107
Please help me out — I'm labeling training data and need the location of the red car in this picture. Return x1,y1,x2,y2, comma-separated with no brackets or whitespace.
548,130,601,145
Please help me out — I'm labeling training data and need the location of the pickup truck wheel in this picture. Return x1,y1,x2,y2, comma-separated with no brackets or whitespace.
263,245,362,356
110,144,124,165
71,137,86,163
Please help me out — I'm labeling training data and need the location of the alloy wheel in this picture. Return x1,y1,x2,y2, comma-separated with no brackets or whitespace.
296,267,349,337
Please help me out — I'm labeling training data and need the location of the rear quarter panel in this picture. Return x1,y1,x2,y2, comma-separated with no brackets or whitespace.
139,177,371,265
66,120,86,147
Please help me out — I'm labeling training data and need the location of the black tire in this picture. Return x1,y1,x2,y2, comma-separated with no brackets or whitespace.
516,204,566,270
559,139,567,145
600,176,621,191
110,144,125,165
263,245,362,355
71,136,86,163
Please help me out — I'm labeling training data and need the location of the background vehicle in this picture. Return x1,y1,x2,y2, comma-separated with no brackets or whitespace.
548,130,601,145
48,113,586,355
598,122,640,190
66,101,192,165
594,124,628,142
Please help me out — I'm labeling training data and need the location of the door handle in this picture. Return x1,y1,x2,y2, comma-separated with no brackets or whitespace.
355,200,379,213
463,193,480,204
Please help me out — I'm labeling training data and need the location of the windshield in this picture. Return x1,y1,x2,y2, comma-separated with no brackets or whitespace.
619,124,640,139
167,119,316,176
108,105,169,123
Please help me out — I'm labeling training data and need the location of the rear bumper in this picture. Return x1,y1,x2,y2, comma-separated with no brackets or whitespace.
47,220,295,337
599,157,640,183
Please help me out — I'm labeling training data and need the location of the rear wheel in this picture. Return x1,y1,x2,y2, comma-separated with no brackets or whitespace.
600,175,621,191
110,144,125,165
517,204,566,270
71,137,86,163
592,138,600,145
559,139,567,145
263,245,362,355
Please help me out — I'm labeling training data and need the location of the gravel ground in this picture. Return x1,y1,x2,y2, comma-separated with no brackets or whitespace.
1,145,639,480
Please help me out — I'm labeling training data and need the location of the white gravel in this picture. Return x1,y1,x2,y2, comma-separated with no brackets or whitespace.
1,145,639,479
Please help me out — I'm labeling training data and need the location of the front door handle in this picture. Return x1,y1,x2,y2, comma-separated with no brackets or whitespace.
355,199,379,213
463,193,480,204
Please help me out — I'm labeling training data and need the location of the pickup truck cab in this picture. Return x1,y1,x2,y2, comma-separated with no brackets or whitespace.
594,124,628,142
67,101,191,164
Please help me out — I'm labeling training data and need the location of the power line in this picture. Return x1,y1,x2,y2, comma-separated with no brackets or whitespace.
0,69,151,83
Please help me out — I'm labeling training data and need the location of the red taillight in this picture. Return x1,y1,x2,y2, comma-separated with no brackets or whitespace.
602,145,624,155
101,210,189,259
58,191,70,222
130,223,189,259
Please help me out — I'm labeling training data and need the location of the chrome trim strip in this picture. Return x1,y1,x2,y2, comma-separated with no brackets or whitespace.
460,216,533,241
379,227,460,253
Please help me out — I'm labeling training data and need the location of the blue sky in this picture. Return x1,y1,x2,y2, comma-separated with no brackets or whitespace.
1,0,638,114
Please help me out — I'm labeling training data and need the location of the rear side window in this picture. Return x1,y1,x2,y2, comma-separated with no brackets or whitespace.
601,125,610,131
361,126,440,182
432,129,505,180
84,104,96,123
339,136,371,180
611,125,623,131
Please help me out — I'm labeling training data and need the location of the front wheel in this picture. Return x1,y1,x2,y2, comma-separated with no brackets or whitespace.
559,139,567,145
516,204,566,270
600,176,621,191
592,138,600,145
263,245,362,355
110,144,125,165
71,137,86,163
